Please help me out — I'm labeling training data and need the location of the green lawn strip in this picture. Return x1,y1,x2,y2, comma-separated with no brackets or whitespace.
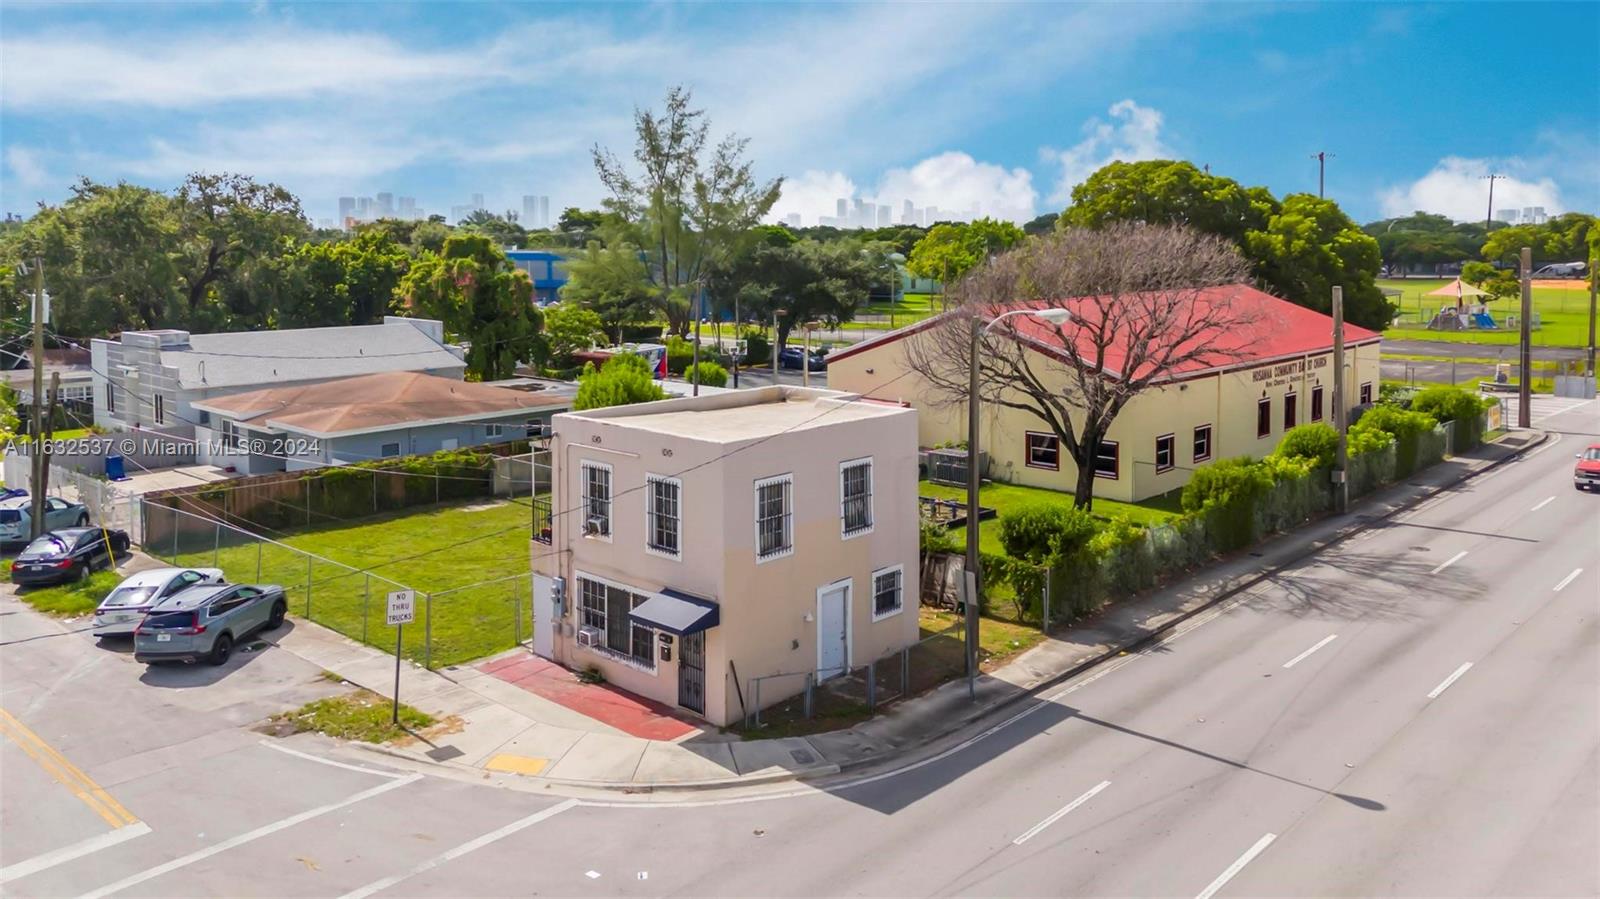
266,689,434,743
12,569,124,616
162,499,533,667
15,427,94,443
1379,278,1595,348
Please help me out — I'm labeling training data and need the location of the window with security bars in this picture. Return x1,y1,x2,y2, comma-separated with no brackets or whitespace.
646,475,681,557
755,475,793,560
582,462,611,536
873,567,903,618
840,460,873,536
578,577,654,669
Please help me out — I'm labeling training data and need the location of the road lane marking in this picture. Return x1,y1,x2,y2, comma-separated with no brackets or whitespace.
1012,780,1110,845
260,739,408,778
1530,496,1555,512
0,707,138,828
1195,832,1277,899
1553,568,1583,592
338,799,579,899
0,822,152,885
1427,663,1474,699
78,773,421,899
1282,634,1338,669
1430,551,1468,574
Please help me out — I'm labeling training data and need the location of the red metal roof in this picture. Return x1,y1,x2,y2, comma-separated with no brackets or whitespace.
829,284,1380,380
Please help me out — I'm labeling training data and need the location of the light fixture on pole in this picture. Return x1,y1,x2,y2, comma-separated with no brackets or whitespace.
964,306,1073,698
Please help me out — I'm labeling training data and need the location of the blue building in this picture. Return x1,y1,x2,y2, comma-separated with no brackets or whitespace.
506,250,570,304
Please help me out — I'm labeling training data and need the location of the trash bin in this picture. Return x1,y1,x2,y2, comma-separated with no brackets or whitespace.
106,455,127,481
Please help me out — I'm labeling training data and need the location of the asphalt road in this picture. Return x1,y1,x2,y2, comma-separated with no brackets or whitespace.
2,396,1595,898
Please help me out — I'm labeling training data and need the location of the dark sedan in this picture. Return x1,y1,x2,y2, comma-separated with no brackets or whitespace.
9,527,131,587
778,347,828,371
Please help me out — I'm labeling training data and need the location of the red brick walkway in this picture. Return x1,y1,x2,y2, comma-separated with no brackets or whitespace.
477,654,701,741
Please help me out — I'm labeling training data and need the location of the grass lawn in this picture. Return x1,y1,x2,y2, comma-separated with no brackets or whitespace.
841,292,943,330
1380,278,1596,348
920,479,1183,555
159,499,534,668
265,689,435,743
12,569,124,617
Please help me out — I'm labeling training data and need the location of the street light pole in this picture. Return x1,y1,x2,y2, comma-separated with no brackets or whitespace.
1481,173,1504,234
1518,246,1532,428
27,257,47,539
964,306,1073,698
1311,151,1335,198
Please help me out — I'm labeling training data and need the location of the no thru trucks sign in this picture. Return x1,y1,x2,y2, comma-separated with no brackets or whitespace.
386,590,416,626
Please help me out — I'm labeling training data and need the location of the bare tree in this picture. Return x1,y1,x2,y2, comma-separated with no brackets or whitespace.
905,223,1259,510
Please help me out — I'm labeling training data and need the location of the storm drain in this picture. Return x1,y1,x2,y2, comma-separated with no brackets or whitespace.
427,745,465,761
789,749,815,765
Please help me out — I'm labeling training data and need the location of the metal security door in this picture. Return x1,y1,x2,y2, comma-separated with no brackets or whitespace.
678,632,705,714
817,582,849,680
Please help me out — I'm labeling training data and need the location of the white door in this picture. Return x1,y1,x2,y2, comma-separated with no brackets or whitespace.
532,574,555,660
816,581,850,680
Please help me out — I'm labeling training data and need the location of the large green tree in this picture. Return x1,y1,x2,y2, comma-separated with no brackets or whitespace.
572,353,668,410
400,234,544,379
562,236,657,343
1481,212,1596,268
1061,160,1393,329
906,218,1027,287
279,229,410,328
174,173,308,329
727,237,879,352
592,86,783,336
542,301,607,368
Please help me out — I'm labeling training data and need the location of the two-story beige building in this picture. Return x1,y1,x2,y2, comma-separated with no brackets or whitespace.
530,386,920,727
827,284,1382,503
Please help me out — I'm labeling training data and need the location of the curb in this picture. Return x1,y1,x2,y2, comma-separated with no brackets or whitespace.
343,431,1550,795
826,428,1551,777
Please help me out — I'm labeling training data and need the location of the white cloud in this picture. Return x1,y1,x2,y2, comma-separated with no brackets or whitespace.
1045,99,1173,204
1378,156,1564,221
768,152,1038,226
5,146,46,188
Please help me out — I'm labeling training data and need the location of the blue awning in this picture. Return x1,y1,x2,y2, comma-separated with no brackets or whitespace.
629,588,719,636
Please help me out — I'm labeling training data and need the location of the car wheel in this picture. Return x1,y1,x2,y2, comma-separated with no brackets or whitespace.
208,634,233,667
74,562,89,583
267,601,287,631
76,513,89,526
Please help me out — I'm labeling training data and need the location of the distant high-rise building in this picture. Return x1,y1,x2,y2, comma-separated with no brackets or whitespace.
836,198,849,222
523,195,538,225
852,198,870,228
450,205,474,224
338,197,356,229
398,197,417,219
901,199,915,224
783,213,802,228
375,193,394,218
355,197,373,219
471,193,485,210
925,205,939,224
538,196,550,229
1522,206,1547,225
877,205,891,228
1494,208,1518,224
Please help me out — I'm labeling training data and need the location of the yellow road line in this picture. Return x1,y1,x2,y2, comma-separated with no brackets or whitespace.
0,707,138,828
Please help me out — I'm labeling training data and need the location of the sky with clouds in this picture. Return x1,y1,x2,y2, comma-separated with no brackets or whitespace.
2,1,1595,228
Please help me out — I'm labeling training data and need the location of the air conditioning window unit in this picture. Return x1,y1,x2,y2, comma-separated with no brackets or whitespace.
584,517,608,536
576,626,602,647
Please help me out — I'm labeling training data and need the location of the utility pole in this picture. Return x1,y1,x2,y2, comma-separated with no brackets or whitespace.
28,257,47,539
691,285,702,397
732,291,740,389
1311,152,1335,198
1518,246,1532,428
1481,173,1504,234
1331,286,1348,514
964,314,982,698
1587,254,1597,377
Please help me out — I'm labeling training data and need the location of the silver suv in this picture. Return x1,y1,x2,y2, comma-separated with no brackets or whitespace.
133,584,288,666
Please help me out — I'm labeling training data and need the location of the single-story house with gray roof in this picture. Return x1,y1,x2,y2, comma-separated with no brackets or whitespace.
90,317,466,435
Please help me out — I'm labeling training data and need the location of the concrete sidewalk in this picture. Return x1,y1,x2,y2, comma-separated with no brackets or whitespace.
272,428,1548,793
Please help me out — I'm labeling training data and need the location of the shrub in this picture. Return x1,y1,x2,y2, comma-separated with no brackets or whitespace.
997,502,1099,565
1410,385,1492,451
1352,405,1437,476
573,355,669,411
1272,422,1340,467
665,336,696,375
741,329,771,366
919,518,959,555
684,360,728,388
1180,456,1273,513
618,323,664,343
1346,425,1393,456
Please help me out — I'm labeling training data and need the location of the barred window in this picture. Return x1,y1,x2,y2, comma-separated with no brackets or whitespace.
840,459,873,537
579,577,607,632
872,566,904,618
646,475,681,558
582,461,612,537
578,577,654,670
755,474,794,561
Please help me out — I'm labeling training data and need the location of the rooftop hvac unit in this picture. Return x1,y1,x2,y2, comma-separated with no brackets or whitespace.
576,626,602,648
584,517,607,536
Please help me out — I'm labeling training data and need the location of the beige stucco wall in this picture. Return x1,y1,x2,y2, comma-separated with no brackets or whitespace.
828,330,1382,503
532,398,920,727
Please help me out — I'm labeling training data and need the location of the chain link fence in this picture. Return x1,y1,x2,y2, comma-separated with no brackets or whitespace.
138,501,530,669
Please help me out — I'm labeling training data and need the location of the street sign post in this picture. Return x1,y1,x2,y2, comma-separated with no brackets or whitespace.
386,590,416,724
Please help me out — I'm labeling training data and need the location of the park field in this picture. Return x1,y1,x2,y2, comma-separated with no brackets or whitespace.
1381,277,1595,348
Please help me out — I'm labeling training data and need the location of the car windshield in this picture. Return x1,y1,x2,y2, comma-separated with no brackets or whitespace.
1584,448,1600,461
23,535,68,555
0,510,21,523
142,611,195,630
103,586,160,608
